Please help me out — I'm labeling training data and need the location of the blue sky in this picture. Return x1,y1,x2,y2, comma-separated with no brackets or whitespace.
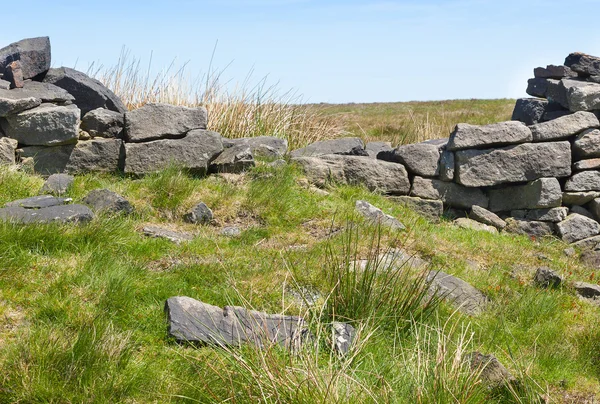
2,0,600,103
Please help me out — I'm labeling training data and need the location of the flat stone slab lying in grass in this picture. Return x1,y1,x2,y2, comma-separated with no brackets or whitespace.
142,225,194,244
355,200,405,231
165,296,309,349
0,204,93,224
427,270,488,315
4,195,71,209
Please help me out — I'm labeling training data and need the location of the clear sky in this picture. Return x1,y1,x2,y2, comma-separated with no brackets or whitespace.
2,0,600,103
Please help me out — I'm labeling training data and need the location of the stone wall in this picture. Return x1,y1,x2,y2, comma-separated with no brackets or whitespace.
1,37,600,248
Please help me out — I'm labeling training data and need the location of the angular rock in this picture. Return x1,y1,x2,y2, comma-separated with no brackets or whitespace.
1,103,80,146
4,61,24,89
142,225,193,244
581,250,600,269
290,137,366,158
83,189,133,214
43,67,126,116
564,171,600,192
533,267,562,288
504,218,555,238
574,129,600,159
562,191,600,205
571,205,595,220
454,218,498,234
470,205,506,229
165,296,308,348
427,271,488,315
487,178,562,212
20,138,122,175
530,111,598,142
0,96,40,117
124,103,207,142
332,322,355,356
0,37,51,80
410,177,488,209
124,130,223,175
562,79,600,112
209,144,255,174
80,108,124,138
467,352,516,389
388,141,442,177
388,195,443,221
224,136,288,158
365,141,392,158
439,150,454,181
572,235,600,251
511,98,547,125
183,202,213,225
455,142,571,187
526,78,549,98
556,213,600,243
565,53,600,76
40,173,74,195
353,249,429,272
4,195,71,209
534,65,576,79
447,121,531,151
221,226,242,238
591,198,600,221
573,281,600,299
512,207,569,223
294,154,410,195
355,200,405,231
574,158,600,171
0,137,17,165
2,81,75,104
0,204,93,224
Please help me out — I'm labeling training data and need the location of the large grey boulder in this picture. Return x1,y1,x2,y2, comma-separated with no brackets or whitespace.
124,103,207,142
511,207,569,223
560,79,600,112
564,171,600,192
165,296,308,349
447,121,532,151
209,144,255,173
0,37,50,80
0,204,93,224
81,108,124,138
83,189,133,215
386,140,443,177
410,177,488,209
470,205,506,229
388,195,443,221
294,154,410,195
556,213,600,243
224,136,288,158
0,137,17,165
534,65,576,79
0,95,40,117
574,129,600,159
526,78,549,98
511,98,547,125
183,202,213,224
504,218,555,238
487,178,562,212
43,67,126,116
529,111,599,142
355,200,405,231
565,53,600,76
574,158,600,171
1,103,80,146
20,138,122,175
427,271,488,315
40,173,74,195
290,137,366,158
124,130,223,175
455,142,571,187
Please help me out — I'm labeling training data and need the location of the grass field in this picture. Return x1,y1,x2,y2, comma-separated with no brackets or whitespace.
1,84,599,403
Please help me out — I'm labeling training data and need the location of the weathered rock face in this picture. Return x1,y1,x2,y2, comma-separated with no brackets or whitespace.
0,95,40,117
447,121,532,151
0,204,93,224
1,103,80,146
410,177,489,209
511,98,547,125
388,140,442,177
294,154,410,195
556,213,600,243
43,67,126,116
124,130,223,175
165,296,308,349
574,129,600,158
290,137,366,158
209,144,255,174
124,103,207,142
534,65,576,79
183,202,213,225
526,78,549,98
0,137,17,164
225,136,288,158
455,142,571,187
388,196,443,221
560,79,600,112
487,178,562,212
0,37,51,80
574,158,600,171
427,271,488,315
504,218,556,238
81,108,124,138
14,81,75,104
4,61,24,89
511,207,569,223
565,53,600,76
563,191,600,205
355,200,405,231
529,111,599,142
83,189,133,214
20,138,122,174
564,171,600,192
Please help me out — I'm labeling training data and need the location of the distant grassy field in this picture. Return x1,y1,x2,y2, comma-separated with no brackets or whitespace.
314,99,516,146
